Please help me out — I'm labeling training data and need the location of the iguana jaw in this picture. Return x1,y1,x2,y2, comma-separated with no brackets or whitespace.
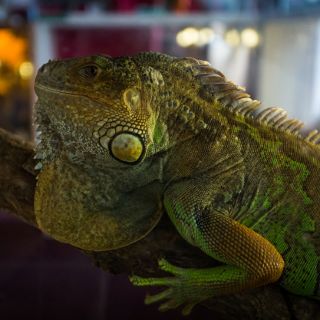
34,158,165,251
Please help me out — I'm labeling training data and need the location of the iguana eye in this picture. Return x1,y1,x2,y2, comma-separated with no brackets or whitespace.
79,65,99,79
109,133,144,164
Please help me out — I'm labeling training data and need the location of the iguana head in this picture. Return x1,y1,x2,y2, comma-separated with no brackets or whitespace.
34,53,172,251
34,54,164,166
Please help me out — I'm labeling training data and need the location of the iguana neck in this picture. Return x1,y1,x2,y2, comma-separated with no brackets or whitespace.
153,83,230,152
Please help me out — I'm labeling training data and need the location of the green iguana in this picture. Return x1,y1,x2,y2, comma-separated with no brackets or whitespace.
34,52,320,315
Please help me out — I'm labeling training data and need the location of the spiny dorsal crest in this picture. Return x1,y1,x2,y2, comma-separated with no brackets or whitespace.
183,57,320,147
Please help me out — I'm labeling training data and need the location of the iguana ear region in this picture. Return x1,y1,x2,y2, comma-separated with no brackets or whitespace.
123,88,141,112
109,132,144,164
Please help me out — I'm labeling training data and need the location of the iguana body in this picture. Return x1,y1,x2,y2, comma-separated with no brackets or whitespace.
34,53,320,314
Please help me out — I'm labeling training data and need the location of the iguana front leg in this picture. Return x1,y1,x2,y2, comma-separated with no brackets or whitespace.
131,180,285,314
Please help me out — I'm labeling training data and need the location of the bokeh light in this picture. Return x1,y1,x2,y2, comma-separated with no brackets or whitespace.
19,61,34,80
176,27,214,47
197,27,215,46
224,29,241,46
241,28,260,48
0,29,26,70
176,27,199,47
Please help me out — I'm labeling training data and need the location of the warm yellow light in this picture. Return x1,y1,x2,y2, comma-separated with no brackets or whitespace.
241,28,260,48
19,61,34,79
224,29,241,46
196,27,215,46
176,27,199,47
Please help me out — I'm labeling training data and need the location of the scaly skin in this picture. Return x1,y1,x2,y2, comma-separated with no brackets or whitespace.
34,53,320,314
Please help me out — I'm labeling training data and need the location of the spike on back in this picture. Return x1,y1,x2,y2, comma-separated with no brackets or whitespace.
186,58,320,147
305,130,320,144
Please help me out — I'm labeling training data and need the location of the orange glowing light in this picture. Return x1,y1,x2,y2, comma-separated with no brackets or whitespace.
0,29,27,70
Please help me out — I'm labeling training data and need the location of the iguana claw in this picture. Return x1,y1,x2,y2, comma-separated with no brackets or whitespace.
129,258,203,315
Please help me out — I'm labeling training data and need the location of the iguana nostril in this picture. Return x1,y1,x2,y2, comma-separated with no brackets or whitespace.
38,64,47,73
39,60,60,74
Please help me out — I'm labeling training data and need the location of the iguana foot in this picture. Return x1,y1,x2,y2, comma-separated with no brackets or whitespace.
130,258,209,315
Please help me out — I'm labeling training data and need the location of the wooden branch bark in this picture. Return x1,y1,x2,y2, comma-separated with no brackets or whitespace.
0,127,319,319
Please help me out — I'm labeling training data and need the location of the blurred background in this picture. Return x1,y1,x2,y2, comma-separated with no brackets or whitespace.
0,0,320,319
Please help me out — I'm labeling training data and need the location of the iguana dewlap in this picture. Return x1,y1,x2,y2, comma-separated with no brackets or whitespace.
34,53,320,314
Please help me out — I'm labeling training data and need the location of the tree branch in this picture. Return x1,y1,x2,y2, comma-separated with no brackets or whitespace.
0,128,36,224
0,127,318,319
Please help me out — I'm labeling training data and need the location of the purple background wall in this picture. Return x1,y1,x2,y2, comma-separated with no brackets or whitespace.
0,211,211,319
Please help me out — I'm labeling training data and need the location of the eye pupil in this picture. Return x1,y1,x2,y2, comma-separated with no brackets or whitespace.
79,65,99,79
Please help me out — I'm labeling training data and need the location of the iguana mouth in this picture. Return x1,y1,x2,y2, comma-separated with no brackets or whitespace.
35,83,95,101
